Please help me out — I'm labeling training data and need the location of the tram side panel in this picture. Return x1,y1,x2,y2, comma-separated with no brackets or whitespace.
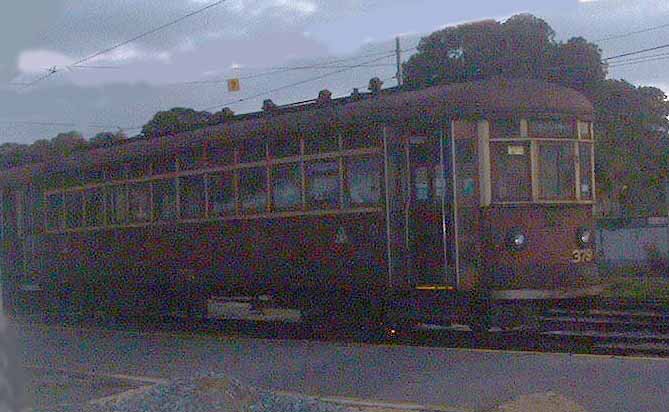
481,205,599,295
36,211,388,315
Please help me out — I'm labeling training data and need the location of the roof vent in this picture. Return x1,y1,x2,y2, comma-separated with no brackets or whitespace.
368,77,383,94
262,99,278,112
317,89,332,104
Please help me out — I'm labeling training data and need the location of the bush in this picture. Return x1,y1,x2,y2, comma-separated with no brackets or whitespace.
644,243,669,278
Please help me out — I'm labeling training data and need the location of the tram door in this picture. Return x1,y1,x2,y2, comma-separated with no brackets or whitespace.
406,131,456,288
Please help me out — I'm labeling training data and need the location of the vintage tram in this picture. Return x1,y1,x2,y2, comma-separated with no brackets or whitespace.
0,77,600,330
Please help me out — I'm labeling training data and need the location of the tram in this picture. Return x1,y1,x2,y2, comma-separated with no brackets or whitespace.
0,77,600,330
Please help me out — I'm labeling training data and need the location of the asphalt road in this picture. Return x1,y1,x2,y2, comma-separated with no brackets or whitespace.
16,321,669,412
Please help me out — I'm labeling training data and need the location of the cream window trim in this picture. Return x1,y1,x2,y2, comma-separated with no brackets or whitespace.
60,192,66,230
530,140,539,202
577,120,595,140
574,141,582,201
44,147,382,197
520,119,529,138
204,174,210,219
478,120,491,207
300,137,307,209
450,120,461,290
338,135,345,208
44,206,383,235
490,200,595,206
233,148,240,215
591,142,596,203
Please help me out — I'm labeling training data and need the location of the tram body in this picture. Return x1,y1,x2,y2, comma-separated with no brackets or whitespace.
0,78,600,328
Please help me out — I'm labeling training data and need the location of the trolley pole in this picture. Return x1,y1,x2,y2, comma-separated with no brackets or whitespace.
395,36,402,87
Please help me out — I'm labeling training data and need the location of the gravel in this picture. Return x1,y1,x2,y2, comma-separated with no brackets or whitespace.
32,373,358,412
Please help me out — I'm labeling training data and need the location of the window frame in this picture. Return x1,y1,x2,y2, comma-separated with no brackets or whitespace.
536,140,577,201
487,116,595,205
39,129,384,233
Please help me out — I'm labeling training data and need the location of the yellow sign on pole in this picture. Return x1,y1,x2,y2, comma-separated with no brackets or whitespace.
227,78,240,92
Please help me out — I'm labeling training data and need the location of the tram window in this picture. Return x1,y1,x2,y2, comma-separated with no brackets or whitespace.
43,173,64,190
529,119,575,139
305,160,340,208
208,144,235,165
83,167,104,184
106,164,125,182
414,166,430,201
65,191,84,228
343,128,381,149
491,119,520,139
179,175,206,219
270,137,300,158
127,160,150,179
152,179,177,221
46,193,63,231
62,169,83,188
272,163,301,210
239,167,267,212
32,191,45,233
434,164,446,201
179,146,205,171
579,143,594,200
84,189,105,227
578,121,593,140
153,155,176,175
455,139,475,164
345,157,382,206
239,138,266,163
128,182,151,222
208,172,236,215
108,185,128,224
490,142,531,202
538,142,576,200
304,135,338,154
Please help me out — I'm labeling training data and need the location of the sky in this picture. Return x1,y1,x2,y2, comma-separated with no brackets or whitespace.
1,0,668,144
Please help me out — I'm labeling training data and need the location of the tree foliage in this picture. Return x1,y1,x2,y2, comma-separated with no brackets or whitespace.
141,107,234,139
403,14,606,92
0,130,126,171
404,13,669,216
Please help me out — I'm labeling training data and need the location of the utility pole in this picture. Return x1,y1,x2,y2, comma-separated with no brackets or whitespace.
395,36,402,87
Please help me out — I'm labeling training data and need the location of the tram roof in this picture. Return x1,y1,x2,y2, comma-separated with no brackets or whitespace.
0,77,592,187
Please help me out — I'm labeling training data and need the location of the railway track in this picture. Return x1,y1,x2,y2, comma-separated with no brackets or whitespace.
540,299,669,356
15,299,669,357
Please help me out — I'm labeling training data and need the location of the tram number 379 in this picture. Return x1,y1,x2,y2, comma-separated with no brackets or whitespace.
571,249,594,263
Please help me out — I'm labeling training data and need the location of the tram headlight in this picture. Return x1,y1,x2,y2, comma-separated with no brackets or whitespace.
577,227,592,247
507,228,527,251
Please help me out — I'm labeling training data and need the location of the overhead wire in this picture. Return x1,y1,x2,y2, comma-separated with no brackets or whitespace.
13,0,229,89
603,43,669,61
608,53,669,68
170,49,398,86
594,22,669,43
69,0,229,68
200,52,396,112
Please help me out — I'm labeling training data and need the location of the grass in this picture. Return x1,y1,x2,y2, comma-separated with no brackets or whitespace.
601,266,669,302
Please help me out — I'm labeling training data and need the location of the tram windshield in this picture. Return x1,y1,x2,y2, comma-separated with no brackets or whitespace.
490,118,594,204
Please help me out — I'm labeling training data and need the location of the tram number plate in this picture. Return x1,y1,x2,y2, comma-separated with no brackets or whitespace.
571,249,593,263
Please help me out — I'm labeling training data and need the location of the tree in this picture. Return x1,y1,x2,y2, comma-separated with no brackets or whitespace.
141,108,213,138
590,80,669,215
0,131,90,171
50,131,88,158
90,131,127,148
403,13,606,92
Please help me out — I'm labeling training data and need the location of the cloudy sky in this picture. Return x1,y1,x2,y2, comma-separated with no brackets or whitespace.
1,0,668,144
